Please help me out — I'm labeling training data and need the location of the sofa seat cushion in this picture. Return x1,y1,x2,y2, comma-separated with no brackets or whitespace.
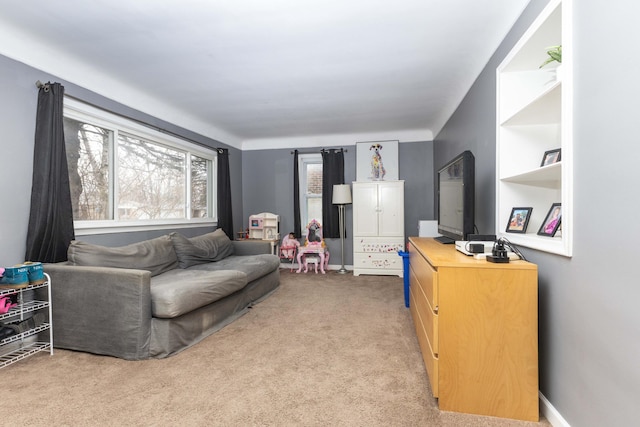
150,269,247,318
67,236,178,277
187,254,280,283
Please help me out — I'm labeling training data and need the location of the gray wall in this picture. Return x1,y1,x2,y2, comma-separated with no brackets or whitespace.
435,1,640,426
0,54,243,262
434,76,497,236
241,141,434,265
0,50,433,266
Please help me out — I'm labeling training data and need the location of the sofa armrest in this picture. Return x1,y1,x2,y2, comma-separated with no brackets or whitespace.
45,263,152,360
232,240,273,256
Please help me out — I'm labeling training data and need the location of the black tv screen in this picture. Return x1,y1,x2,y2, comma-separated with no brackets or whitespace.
436,151,475,243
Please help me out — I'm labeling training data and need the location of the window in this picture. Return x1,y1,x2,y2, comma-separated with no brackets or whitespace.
298,154,323,227
63,99,216,234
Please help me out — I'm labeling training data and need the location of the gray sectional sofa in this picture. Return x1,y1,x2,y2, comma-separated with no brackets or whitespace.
45,229,280,360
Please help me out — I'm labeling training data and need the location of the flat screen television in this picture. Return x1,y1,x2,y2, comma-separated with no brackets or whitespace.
436,150,475,243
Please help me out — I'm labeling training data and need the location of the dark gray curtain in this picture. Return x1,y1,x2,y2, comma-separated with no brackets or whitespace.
321,149,345,239
293,150,302,238
216,148,234,238
25,82,75,262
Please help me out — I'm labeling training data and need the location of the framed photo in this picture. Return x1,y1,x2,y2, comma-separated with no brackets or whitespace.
541,148,561,167
538,203,562,237
356,140,399,181
506,207,532,233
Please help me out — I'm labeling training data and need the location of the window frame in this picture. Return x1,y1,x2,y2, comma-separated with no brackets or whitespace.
298,153,323,228
64,98,217,236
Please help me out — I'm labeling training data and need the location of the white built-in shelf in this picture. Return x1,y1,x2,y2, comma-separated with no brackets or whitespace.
501,162,561,187
496,0,572,257
501,78,561,126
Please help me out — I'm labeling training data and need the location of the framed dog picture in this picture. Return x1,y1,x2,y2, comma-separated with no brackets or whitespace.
356,140,399,181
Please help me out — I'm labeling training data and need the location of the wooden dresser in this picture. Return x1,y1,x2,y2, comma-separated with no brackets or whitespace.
408,237,539,421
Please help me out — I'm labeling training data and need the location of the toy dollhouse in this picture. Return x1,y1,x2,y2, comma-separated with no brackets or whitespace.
248,212,279,240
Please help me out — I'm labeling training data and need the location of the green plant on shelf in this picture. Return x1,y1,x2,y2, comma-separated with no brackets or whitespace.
540,45,562,68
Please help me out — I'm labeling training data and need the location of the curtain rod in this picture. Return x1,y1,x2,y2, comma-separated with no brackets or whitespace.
290,148,348,155
35,80,229,154
35,80,50,92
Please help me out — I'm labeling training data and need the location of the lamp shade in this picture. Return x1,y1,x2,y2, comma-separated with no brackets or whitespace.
332,184,352,204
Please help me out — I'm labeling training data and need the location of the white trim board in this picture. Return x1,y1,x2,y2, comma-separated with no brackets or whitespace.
540,392,571,427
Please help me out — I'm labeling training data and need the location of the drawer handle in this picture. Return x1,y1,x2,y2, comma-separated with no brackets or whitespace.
434,305,439,314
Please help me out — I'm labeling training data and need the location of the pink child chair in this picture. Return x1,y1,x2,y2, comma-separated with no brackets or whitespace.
280,232,300,272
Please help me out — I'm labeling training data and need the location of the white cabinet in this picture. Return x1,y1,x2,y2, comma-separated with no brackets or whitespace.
353,181,405,276
496,0,573,256
0,273,53,368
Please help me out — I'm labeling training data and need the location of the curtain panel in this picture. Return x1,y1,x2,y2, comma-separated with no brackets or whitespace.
216,148,234,239
25,82,75,262
293,150,302,238
321,149,345,239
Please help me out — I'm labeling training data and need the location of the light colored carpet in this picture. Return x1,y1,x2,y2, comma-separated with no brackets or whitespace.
8,270,550,426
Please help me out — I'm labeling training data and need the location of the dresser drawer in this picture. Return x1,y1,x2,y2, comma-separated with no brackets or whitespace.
409,248,438,308
410,283,439,397
354,237,405,253
353,252,403,270
410,265,438,354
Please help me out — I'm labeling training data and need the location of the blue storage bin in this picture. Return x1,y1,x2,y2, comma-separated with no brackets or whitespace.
398,250,410,308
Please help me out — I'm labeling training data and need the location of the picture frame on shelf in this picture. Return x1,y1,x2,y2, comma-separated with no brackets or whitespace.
506,207,532,233
540,148,561,167
356,140,399,181
538,203,562,237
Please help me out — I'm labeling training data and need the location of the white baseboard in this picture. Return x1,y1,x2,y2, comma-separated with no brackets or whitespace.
327,263,352,271
540,392,571,427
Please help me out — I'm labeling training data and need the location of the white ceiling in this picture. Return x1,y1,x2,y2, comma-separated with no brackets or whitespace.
0,0,529,150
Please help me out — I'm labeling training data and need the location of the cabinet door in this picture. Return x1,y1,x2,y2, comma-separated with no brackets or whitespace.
353,182,380,236
378,181,404,236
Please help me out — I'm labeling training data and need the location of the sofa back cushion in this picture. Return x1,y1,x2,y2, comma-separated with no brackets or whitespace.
67,236,178,277
170,229,234,268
